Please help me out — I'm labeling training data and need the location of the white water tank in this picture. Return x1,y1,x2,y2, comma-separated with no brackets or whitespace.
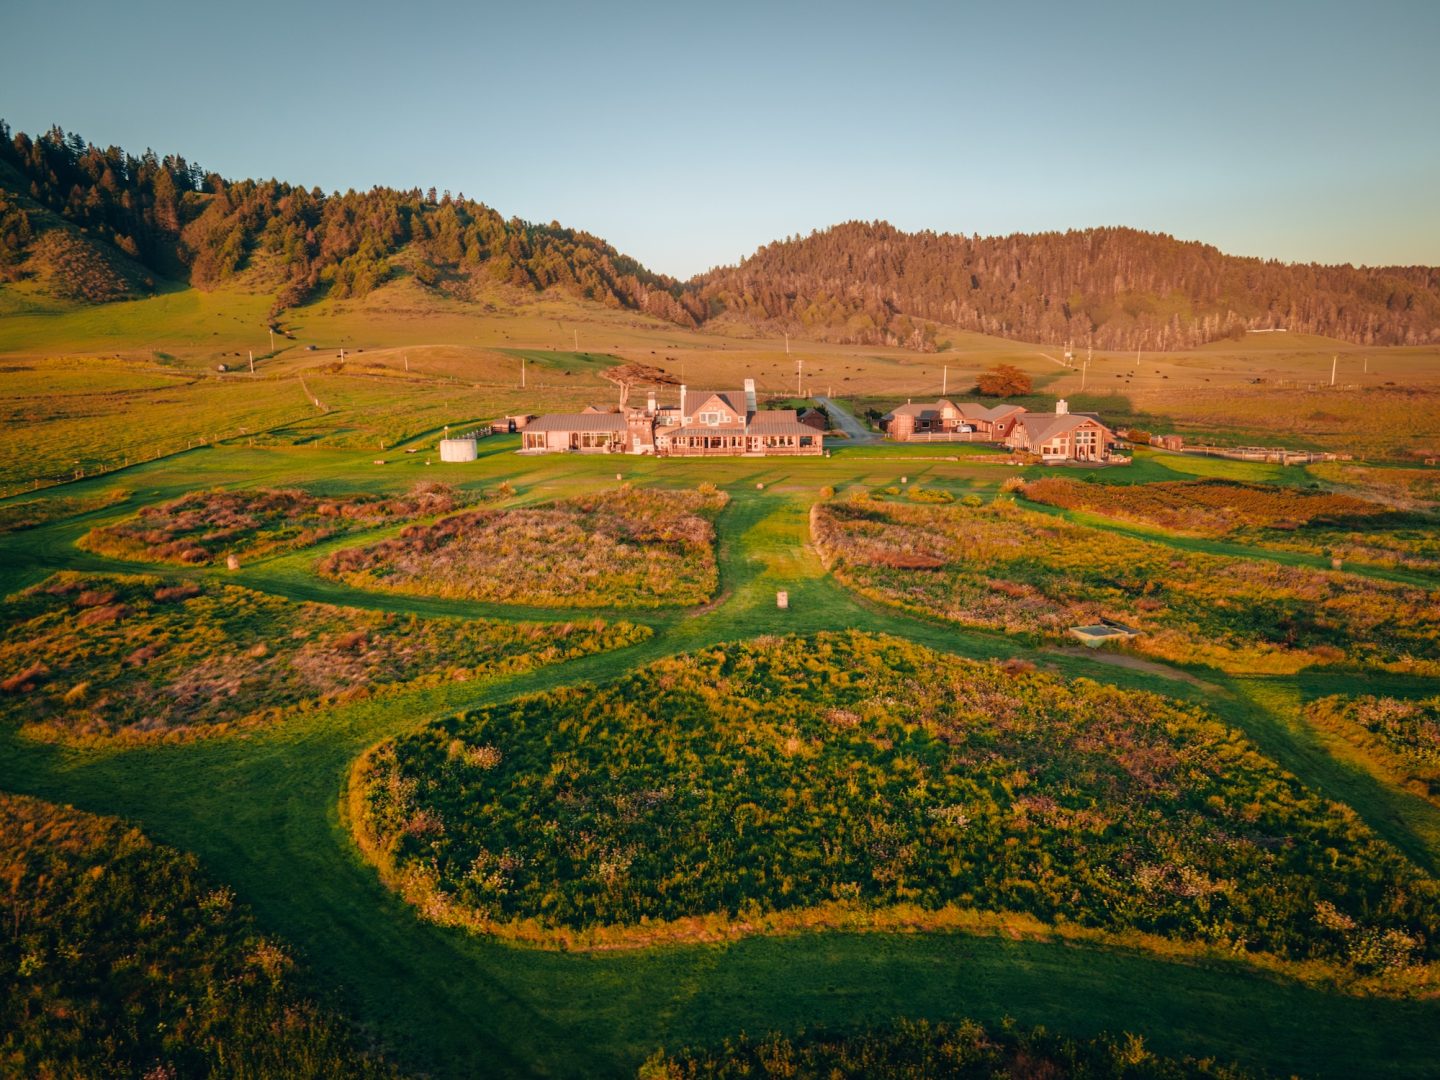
439,437,478,462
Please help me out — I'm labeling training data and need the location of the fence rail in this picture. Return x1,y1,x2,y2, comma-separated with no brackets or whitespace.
891,431,988,443
1180,445,1341,465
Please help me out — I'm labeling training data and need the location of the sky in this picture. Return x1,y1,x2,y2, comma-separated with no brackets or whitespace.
4,0,1437,278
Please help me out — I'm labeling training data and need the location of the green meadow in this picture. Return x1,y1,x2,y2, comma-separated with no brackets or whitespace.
4,286,1440,1076
2,416,1440,1077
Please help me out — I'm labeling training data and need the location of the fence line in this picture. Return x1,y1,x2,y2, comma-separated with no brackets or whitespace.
1179,445,1341,465
0,413,319,501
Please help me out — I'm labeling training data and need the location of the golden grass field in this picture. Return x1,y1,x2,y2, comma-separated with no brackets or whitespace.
3,276,1438,493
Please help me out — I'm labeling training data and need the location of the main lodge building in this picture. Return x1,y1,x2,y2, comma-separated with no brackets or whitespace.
521,379,823,457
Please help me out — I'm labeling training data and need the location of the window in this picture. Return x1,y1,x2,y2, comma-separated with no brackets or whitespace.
700,411,720,425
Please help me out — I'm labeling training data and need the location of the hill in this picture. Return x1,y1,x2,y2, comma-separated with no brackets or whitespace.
2,122,1438,352
0,122,700,326
691,221,1440,351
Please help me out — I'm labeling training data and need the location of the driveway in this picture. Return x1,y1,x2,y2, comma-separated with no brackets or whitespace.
815,396,882,444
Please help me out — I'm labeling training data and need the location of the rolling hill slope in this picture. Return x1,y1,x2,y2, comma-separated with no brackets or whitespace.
2,121,1438,353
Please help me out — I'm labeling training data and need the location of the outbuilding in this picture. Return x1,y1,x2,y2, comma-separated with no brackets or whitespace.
439,437,479,462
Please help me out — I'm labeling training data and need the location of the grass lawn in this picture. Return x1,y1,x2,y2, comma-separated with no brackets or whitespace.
2,414,1440,1077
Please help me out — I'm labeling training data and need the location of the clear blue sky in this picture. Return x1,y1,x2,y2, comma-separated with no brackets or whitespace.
5,0,1437,278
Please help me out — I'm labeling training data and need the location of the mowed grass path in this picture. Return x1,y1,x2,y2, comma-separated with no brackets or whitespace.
2,442,1440,1077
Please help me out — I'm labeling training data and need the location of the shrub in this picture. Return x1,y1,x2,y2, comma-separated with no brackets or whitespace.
811,498,1440,675
319,486,729,609
906,486,955,504
1,662,48,693
1306,694,1440,804
0,792,400,1077
0,571,648,743
643,1017,1258,1079
1020,477,1440,573
81,483,469,566
351,632,1440,977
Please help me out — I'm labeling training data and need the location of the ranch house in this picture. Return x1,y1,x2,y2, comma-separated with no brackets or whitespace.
1005,401,1118,462
882,399,1025,442
519,378,823,457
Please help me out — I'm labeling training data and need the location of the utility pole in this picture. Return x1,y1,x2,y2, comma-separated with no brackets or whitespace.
942,365,948,396
573,329,579,352
784,331,790,355
268,327,274,352
521,356,526,389
248,350,254,375
404,354,409,372
1330,355,1337,387
795,358,804,398
1363,356,1368,374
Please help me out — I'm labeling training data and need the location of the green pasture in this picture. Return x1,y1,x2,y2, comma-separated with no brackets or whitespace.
2,435,1440,1077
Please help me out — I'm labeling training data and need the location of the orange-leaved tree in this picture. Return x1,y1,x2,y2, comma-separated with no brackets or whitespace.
975,364,1031,397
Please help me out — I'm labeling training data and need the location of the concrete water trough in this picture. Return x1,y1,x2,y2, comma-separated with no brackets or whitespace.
1069,624,1137,648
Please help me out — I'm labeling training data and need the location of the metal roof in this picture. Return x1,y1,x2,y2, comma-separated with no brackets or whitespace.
748,410,815,436
524,413,629,433
1015,413,1110,445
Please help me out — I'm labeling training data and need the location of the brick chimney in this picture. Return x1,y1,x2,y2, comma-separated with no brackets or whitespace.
1056,398,1069,415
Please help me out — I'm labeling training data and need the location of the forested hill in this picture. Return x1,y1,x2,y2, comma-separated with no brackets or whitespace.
3,122,1438,351
691,221,1440,351
0,122,702,324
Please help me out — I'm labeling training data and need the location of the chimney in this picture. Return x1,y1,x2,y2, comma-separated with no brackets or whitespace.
646,390,656,415
743,378,757,416
1056,398,1068,415
680,384,687,422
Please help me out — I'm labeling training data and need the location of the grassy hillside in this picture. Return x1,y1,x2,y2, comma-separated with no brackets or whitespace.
4,275,1439,499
